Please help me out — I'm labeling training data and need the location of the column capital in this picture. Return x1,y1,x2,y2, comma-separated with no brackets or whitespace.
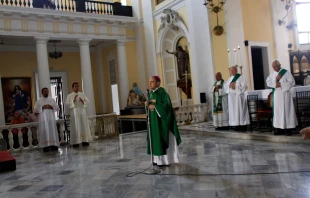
116,40,127,47
35,37,49,44
78,38,92,45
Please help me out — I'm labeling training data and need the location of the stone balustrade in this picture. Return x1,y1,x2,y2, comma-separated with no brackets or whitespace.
174,104,208,126
0,113,118,152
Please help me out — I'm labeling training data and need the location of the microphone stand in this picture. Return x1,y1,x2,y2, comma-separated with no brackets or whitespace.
145,90,161,175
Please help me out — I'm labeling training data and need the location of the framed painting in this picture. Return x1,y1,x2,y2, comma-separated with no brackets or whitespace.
156,0,165,5
1,77,32,124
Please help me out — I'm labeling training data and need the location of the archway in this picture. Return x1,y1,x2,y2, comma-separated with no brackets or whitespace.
156,10,190,107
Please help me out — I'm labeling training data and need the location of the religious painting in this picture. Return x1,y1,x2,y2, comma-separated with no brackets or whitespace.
156,0,166,5
1,77,32,124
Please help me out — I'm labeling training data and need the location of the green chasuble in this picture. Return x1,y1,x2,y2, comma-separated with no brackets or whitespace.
147,87,182,156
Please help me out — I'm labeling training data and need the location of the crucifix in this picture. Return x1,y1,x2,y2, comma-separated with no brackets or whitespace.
182,71,191,125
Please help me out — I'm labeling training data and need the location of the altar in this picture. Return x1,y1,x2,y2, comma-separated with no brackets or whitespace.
245,86,310,99
245,85,310,128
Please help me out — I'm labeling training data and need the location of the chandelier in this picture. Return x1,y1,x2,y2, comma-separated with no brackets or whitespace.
203,0,226,13
49,40,62,59
203,0,226,36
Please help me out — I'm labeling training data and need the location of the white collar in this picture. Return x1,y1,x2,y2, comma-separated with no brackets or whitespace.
151,87,160,92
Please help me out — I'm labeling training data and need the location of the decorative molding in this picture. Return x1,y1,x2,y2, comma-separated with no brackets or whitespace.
153,0,186,21
78,38,92,45
35,37,49,44
158,9,185,33
116,40,126,46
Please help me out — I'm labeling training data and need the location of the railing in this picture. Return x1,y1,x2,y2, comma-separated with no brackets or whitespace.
0,113,118,152
0,0,133,17
174,104,208,126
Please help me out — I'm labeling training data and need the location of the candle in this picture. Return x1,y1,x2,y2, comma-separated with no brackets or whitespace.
234,49,237,65
227,49,231,68
238,46,242,66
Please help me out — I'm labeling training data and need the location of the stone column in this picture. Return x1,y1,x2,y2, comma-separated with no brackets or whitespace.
35,37,50,94
78,39,96,116
116,40,129,109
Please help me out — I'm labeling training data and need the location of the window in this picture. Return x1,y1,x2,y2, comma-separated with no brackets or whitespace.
296,0,310,44
156,0,166,5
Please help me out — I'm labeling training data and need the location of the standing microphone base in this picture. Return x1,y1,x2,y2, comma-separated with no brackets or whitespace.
145,168,161,175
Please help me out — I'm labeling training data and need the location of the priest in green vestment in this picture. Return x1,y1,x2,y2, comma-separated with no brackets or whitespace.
145,76,182,166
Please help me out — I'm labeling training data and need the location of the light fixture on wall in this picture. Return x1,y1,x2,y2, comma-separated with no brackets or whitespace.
203,0,226,36
49,40,62,59
278,0,293,26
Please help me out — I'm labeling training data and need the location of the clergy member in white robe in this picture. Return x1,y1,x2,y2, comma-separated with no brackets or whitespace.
209,72,229,129
266,60,297,136
34,88,59,152
224,66,250,131
66,82,92,147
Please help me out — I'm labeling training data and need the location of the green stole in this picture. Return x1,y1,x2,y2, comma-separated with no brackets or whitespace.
271,68,287,115
213,80,224,114
231,73,241,83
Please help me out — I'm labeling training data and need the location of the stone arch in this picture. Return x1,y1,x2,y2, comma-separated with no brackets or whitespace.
156,11,190,107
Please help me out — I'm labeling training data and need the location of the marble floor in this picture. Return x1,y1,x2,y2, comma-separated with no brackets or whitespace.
1,130,310,198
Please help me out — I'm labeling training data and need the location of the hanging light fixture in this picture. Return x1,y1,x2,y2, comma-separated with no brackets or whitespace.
49,40,62,59
203,0,226,36
203,0,226,13
278,0,293,25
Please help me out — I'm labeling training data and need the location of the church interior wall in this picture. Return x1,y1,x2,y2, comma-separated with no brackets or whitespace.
102,45,117,113
153,0,175,11
209,10,229,81
0,51,103,114
240,0,276,89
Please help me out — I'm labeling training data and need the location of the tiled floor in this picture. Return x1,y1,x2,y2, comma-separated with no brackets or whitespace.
1,128,310,198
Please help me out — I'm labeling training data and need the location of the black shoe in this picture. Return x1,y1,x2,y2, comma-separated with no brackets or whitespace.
234,126,240,131
50,146,58,151
221,126,230,130
72,144,79,148
153,162,157,166
157,164,170,167
273,129,281,135
285,129,292,136
82,142,89,146
43,147,50,152
237,125,247,132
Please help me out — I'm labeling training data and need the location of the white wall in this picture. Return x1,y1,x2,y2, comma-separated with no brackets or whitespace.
131,0,147,92
270,0,291,70
224,0,248,83
141,0,158,77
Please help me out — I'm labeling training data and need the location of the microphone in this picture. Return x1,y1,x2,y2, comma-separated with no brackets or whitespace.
146,89,150,97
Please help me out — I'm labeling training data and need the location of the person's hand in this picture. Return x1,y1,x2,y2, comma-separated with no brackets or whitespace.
74,95,79,102
276,74,282,81
79,98,84,104
149,104,155,110
276,82,281,88
230,82,236,90
214,85,221,92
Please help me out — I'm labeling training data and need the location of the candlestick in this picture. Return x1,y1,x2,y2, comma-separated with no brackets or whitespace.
238,46,242,66
227,49,231,68
234,49,237,65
